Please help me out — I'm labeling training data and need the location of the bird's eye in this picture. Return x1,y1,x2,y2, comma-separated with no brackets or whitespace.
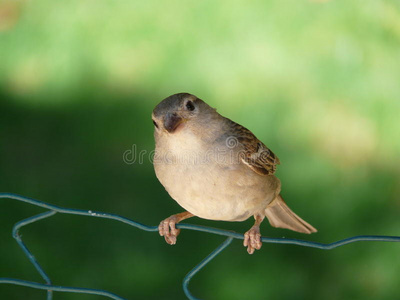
185,101,195,111
152,120,159,129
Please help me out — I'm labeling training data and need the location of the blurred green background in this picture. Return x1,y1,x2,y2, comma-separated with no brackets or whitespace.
1,0,400,299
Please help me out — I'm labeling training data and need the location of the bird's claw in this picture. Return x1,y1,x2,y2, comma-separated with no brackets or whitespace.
243,226,262,254
159,216,181,245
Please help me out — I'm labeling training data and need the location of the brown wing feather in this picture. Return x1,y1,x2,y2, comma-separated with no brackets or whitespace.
226,118,280,176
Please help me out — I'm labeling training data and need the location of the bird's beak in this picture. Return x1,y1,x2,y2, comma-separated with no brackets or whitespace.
164,112,184,133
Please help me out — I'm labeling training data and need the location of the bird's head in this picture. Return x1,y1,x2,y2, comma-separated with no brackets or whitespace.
152,93,215,135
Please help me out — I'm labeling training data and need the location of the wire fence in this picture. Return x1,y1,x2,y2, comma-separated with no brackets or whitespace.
1,192,399,300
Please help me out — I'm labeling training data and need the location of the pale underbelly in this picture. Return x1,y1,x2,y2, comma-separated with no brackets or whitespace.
155,162,279,221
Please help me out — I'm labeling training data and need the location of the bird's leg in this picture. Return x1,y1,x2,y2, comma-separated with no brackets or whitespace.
159,211,194,245
244,214,265,254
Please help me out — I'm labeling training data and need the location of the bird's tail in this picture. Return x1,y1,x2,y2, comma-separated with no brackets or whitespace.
264,195,317,234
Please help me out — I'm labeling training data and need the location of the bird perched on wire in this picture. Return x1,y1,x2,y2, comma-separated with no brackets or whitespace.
152,93,317,254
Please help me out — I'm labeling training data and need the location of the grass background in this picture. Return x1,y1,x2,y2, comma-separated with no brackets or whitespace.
1,0,400,299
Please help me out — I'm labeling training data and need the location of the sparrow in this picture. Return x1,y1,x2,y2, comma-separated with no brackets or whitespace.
152,93,317,254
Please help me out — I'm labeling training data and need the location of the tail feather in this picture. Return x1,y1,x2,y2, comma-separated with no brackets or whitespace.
265,195,317,234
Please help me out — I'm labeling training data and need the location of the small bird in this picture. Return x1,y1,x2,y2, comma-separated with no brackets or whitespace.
152,93,317,254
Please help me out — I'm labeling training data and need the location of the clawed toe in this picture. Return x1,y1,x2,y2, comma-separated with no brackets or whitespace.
243,226,262,254
158,212,194,246
159,216,180,245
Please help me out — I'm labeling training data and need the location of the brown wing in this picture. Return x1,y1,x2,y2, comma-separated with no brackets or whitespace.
226,118,280,176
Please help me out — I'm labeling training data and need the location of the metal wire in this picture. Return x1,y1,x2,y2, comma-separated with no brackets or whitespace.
1,192,399,300
183,237,234,300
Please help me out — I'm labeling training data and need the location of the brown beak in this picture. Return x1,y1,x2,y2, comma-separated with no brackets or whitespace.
164,112,183,133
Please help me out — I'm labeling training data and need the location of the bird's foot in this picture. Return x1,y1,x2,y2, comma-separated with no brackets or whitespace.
244,225,262,254
159,215,181,245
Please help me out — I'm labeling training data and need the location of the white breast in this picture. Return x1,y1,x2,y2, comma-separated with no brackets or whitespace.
154,129,279,221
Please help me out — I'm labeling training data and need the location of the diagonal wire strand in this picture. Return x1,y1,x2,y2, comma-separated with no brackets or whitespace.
12,210,56,300
183,237,233,300
1,192,399,300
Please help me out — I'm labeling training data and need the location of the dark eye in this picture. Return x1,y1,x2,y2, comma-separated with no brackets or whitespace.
152,120,159,128
185,101,195,111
